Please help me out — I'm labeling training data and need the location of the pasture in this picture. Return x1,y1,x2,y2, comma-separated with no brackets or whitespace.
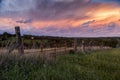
0,48,120,80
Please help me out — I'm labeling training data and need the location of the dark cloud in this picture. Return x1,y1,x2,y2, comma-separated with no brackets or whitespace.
93,0,120,4
0,0,119,21
0,0,2,8
82,20,95,26
16,18,33,24
0,0,3,3
28,0,92,21
0,0,93,21
107,22,116,31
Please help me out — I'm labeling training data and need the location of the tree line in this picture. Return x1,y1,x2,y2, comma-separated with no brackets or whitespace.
0,32,119,48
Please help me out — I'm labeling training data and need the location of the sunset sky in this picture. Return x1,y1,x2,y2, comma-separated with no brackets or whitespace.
0,0,120,37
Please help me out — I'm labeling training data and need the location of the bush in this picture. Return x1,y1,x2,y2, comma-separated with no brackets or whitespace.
68,50,75,54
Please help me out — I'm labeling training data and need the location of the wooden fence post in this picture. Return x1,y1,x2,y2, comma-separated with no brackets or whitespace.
89,40,93,51
100,41,104,50
31,37,36,49
54,41,57,54
81,40,85,53
64,41,67,53
116,38,120,48
74,38,77,53
15,26,24,54
40,41,43,53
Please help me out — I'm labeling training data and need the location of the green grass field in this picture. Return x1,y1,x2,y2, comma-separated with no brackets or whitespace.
0,49,120,80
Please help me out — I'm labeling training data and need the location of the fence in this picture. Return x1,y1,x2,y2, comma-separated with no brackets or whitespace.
0,26,119,56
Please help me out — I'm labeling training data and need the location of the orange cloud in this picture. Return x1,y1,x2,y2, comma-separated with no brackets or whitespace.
0,2,120,30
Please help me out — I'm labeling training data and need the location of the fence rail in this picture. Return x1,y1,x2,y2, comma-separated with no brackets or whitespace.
0,26,119,56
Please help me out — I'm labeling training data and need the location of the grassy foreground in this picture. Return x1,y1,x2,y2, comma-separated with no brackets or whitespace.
0,49,120,80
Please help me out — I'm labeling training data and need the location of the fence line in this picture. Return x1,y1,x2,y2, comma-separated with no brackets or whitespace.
0,26,119,55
